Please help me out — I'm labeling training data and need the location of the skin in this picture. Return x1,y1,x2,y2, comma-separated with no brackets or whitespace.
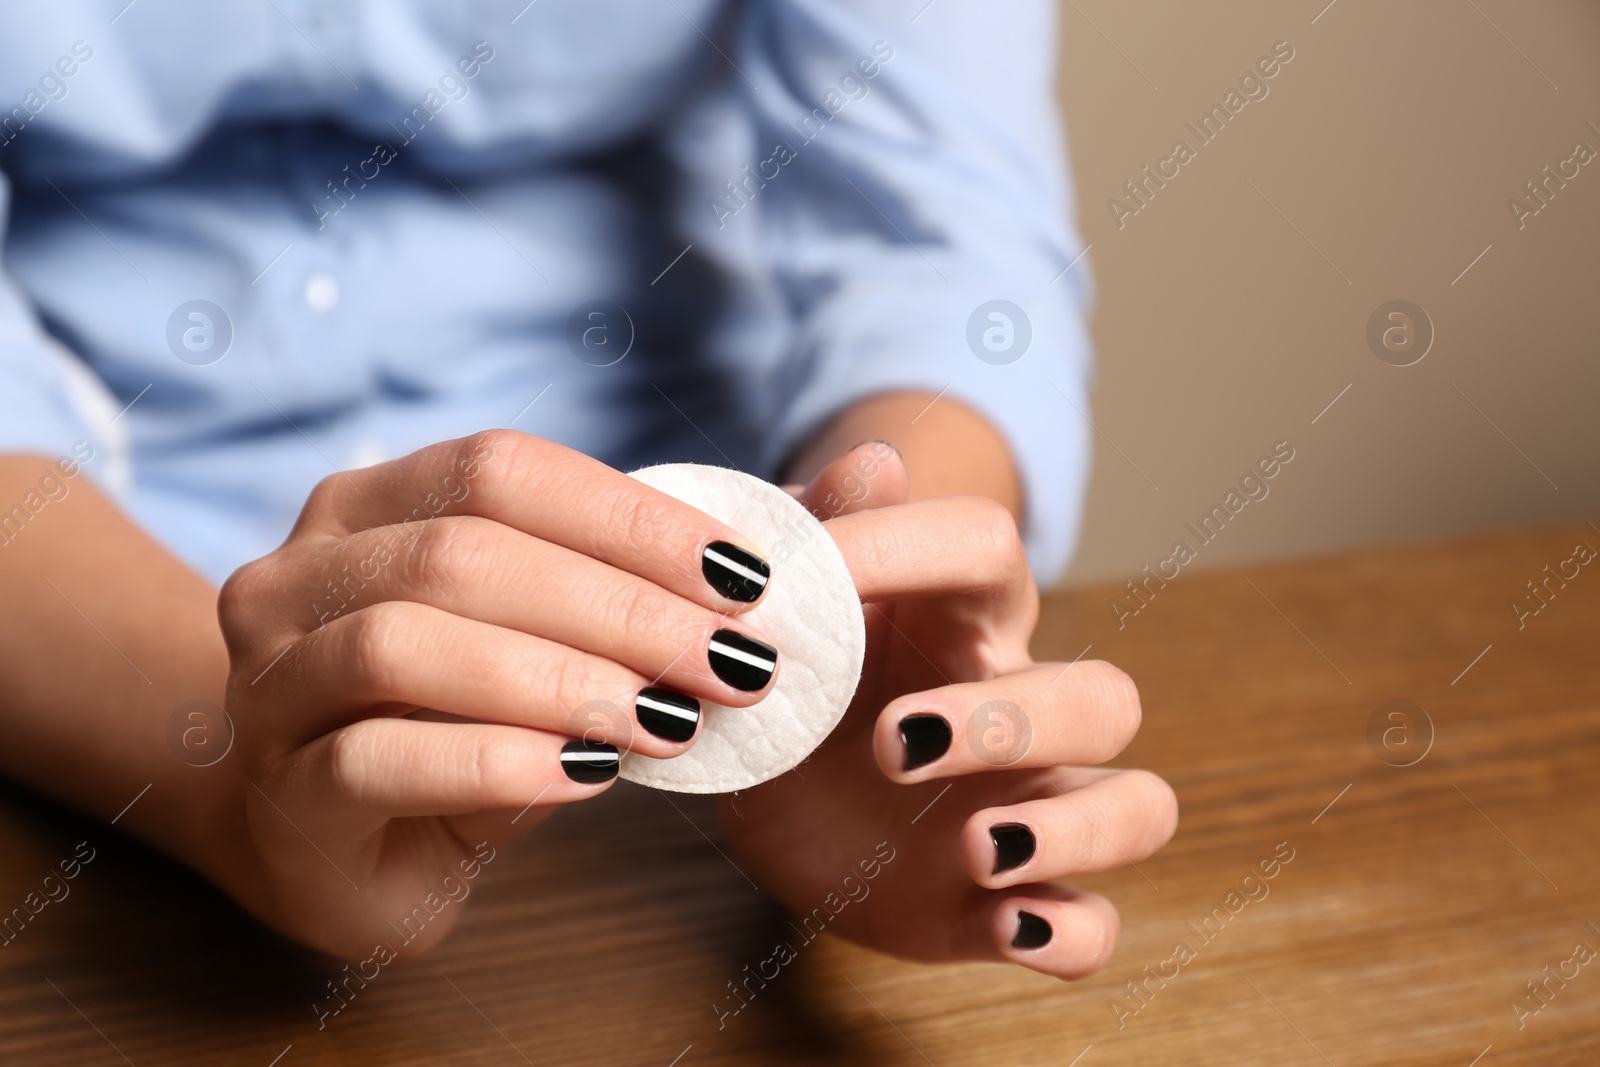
0,391,1175,978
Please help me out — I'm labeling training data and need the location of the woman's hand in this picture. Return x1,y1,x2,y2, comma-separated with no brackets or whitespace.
719,442,1178,980
218,430,783,958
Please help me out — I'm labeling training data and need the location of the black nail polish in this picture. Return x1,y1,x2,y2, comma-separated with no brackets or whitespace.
708,628,777,691
1013,910,1052,950
899,713,951,771
636,687,701,743
560,740,619,784
991,823,1036,874
702,541,770,603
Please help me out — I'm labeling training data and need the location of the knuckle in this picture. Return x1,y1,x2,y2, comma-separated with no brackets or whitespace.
325,723,379,806
1068,805,1104,865
342,603,415,696
963,497,1026,583
408,517,489,597
217,558,268,628
302,472,347,520
1129,770,1180,840
459,428,519,469
527,641,581,709
469,731,525,805
454,429,522,503
612,489,684,562
1081,913,1119,975
839,516,897,576
595,577,674,645
1080,660,1142,746
543,654,616,725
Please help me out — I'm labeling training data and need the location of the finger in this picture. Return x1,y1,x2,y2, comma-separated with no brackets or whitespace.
960,769,1179,889
992,889,1120,980
951,884,1120,981
284,516,778,706
269,600,713,757
279,718,617,838
873,661,1142,782
288,430,774,611
825,495,1034,612
796,440,908,521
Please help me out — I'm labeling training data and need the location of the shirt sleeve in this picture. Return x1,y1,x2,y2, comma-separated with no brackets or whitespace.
734,0,1094,586
0,166,101,465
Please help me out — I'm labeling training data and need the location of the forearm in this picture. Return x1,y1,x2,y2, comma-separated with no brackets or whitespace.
784,391,1024,521
0,455,255,896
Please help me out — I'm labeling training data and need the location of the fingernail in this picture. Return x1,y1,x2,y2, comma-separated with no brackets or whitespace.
853,438,899,456
636,687,701,743
708,628,777,691
991,823,1036,874
560,740,619,784
702,541,770,603
1012,910,1052,950
898,713,951,771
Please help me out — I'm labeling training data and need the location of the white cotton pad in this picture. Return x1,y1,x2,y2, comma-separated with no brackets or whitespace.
620,464,865,794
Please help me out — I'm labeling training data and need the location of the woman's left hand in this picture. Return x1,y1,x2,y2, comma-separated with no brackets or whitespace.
720,443,1178,980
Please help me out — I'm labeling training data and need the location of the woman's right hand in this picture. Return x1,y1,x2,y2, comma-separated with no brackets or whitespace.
217,430,778,959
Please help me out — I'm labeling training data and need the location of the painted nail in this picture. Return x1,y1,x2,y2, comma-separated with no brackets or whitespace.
899,713,951,771
635,687,701,743
991,823,1036,874
560,740,619,784
708,628,777,691
702,541,770,603
1013,910,1052,950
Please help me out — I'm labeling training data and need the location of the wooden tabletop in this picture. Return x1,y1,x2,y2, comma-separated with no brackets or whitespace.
3,521,1597,1066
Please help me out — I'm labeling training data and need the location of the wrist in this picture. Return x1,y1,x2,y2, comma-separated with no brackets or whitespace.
0,455,266,913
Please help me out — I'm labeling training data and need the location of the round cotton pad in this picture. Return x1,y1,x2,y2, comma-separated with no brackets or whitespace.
619,464,865,794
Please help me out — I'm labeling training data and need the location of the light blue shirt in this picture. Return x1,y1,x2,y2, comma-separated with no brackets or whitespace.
0,0,1092,584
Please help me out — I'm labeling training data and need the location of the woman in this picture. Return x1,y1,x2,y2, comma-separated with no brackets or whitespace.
0,0,1175,981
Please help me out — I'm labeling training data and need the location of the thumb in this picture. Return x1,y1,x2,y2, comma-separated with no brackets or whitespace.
794,440,908,521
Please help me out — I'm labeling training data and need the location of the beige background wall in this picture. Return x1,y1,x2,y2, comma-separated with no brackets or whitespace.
1054,0,1600,586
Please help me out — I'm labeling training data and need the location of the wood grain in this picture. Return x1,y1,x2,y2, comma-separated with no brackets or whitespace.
1,522,1596,1066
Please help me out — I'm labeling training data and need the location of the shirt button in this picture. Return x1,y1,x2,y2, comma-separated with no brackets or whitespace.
304,272,340,312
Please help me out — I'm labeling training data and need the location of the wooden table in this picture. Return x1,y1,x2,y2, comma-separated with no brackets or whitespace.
2,522,1597,1066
